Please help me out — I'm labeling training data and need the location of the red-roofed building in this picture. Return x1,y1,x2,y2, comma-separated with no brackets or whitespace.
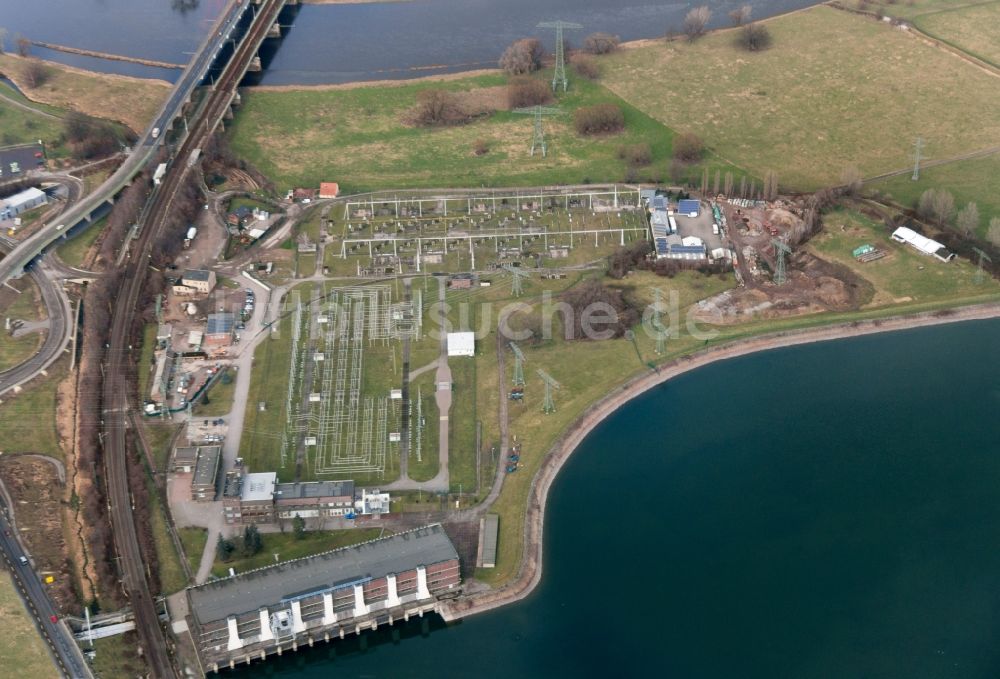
319,182,340,199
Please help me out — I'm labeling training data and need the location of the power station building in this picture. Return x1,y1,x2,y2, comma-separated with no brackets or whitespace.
186,524,461,670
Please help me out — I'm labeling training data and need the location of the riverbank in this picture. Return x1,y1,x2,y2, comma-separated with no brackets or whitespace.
0,54,169,132
440,300,1000,622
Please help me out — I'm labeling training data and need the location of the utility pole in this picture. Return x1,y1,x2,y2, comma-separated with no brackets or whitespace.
536,368,561,413
513,106,561,157
912,137,924,181
771,238,791,285
972,247,992,285
537,21,583,91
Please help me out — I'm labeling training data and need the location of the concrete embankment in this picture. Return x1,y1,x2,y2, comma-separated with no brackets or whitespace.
440,301,1000,622
29,41,184,70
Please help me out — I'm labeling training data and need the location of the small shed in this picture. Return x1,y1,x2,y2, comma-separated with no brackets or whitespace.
447,332,475,357
319,182,340,199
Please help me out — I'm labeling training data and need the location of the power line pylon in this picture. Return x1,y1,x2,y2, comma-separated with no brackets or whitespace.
972,246,992,285
503,264,530,296
537,20,583,91
771,238,791,285
536,368,561,414
652,288,666,354
912,137,924,181
513,105,561,157
509,341,526,386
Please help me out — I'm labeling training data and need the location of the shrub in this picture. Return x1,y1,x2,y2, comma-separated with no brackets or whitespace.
583,32,620,54
499,38,545,75
409,89,470,127
738,22,772,51
573,103,625,135
618,142,652,167
672,131,704,162
472,138,490,156
683,6,712,39
572,54,600,80
506,77,552,109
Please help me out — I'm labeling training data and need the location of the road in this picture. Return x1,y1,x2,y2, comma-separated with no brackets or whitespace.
0,501,94,678
100,2,288,676
0,0,249,289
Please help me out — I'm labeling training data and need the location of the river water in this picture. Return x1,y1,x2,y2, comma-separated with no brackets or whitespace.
0,0,821,85
220,318,1000,678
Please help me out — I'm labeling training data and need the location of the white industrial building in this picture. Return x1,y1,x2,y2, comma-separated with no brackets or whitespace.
447,332,475,357
891,226,954,262
0,187,47,220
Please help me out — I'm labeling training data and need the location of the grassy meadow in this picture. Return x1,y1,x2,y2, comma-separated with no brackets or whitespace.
599,5,1000,190
229,73,744,193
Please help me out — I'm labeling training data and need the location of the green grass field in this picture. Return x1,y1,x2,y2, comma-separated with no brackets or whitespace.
179,527,209,575
0,83,66,155
212,528,385,578
0,358,66,458
869,153,1000,237
600,5,1000,190
916,2,1000,65
192,368,237,417
229,73,743,193
147,476,187,594
0,573,59,679
0,276,48,371
809,209,1000,307
56,217,106,269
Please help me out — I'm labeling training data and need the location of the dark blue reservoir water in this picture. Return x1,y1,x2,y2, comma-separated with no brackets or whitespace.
224,317,1000,678
0,0,823,84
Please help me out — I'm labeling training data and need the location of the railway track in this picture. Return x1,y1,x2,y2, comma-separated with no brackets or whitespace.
99,2,286,676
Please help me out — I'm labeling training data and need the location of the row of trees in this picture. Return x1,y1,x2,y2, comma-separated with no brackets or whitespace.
498,32,622,76
682,5,772,51
217,525,263,562
917,188,1000,245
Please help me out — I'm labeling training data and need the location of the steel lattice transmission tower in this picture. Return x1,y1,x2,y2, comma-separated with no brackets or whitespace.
972,247,992,285
509,341,526,386
912,137,924,181
771,238,791,285
536,368,561,414
513,106,561,157
652,288,667,354
503,264,530,296
537,20,583,91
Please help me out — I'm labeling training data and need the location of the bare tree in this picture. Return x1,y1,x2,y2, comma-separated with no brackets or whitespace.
673,131,704,162
956,202,980,236
763,169,778,201
739,175,747,198
987,217,1000,248
409,89,469,127
729,4,752,26
713,169,721,195
724,171,734,196
683,6,713,39
918,188,955,226
0,28,7,55
22,60,49,89
583,32,620,54
738,22,772,51
16,35,29,57
700,167,709,194
840,165,863,195
499,38,545,75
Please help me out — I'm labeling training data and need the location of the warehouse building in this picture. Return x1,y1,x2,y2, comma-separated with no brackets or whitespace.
186,524,461,670
205,312,236,347
178,269,217,294
0,186,47,220
191,446,222,501
891,226,954,262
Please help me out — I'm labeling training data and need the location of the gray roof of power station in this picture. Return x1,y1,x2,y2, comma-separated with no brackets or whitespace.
182,269,212,282
480,514,498,568
187,524,458,624
192,446,221,486
206,312,235,335
274,480,355,500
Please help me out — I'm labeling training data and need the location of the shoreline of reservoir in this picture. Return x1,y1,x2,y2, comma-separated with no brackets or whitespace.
440,300,1000,623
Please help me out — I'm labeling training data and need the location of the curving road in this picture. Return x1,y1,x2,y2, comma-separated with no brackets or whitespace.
0,501,94,678
0,0,249,288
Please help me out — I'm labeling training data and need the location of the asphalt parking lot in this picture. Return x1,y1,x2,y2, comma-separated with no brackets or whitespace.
0,144,45,181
